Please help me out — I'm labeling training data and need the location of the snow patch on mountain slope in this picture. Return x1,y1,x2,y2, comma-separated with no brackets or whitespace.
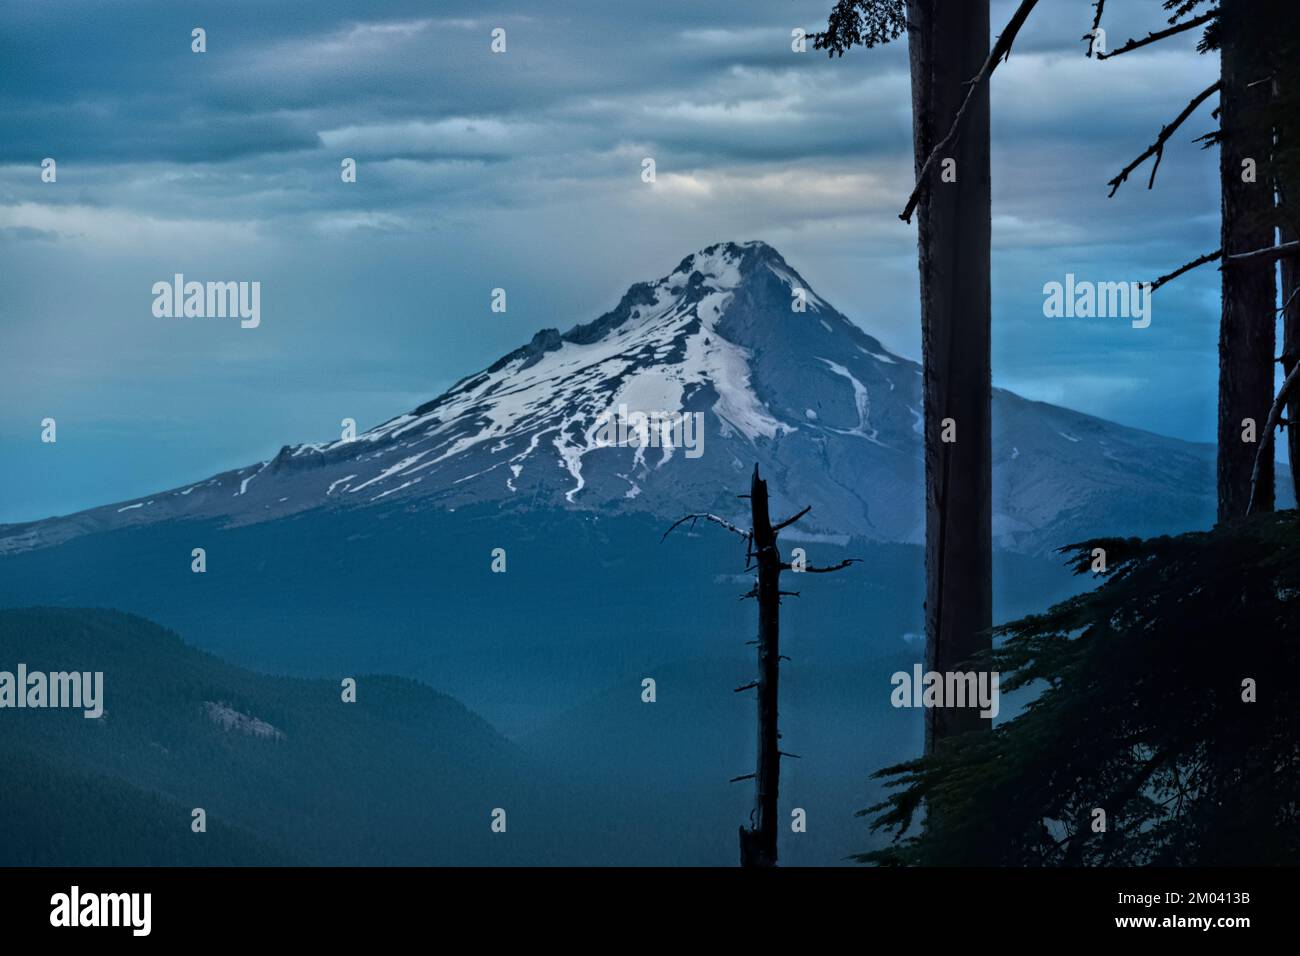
326,475,356,495
765,261,826,310
318,244,793,504
687,291,791,443
351,451,432,492
817,357,883,445
237,462,270,496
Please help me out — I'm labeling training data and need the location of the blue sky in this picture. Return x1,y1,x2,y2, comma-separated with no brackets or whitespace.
0,0,1227,522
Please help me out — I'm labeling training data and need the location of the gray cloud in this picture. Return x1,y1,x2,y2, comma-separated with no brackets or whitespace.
0,0,1233,522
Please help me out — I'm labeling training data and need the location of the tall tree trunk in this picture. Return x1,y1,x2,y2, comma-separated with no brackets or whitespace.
906,0,993,753
1218,0,1276,520
1282,229,1300,502
1276,29,1300,504
739,465,781,867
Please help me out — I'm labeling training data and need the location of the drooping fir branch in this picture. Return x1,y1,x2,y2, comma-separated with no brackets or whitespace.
808,0,906,57
855,514,1300,866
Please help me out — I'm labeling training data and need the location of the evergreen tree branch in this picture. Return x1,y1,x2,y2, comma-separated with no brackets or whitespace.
809,0,907,57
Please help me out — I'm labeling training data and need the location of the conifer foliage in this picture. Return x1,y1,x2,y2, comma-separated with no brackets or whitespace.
860,514,1300,866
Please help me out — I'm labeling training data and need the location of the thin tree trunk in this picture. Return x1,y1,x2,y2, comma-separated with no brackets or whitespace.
739,465,781,867
1282,230,1300,502
1278,39,1300,503
1218,0,1276,520
906,0,993,752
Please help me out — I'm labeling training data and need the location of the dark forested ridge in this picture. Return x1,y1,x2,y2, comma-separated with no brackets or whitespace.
0,604,923,866
0,511,1085,866
0,607,541,866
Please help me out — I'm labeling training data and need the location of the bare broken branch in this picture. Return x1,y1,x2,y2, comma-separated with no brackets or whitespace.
1277,284,1300,316
1107,81,1221,197
801,558,863,574
1227,240,1300,265
1248,360,1300,515
900,0,1040,223
772,505,812,532
661,512,749,543
729,773,756,783
1082,0,1106,57
1149,248,1222,294
734,681,759,693
1096,7,1217,60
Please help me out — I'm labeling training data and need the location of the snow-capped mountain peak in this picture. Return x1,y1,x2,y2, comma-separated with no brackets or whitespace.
0,241,1228,555
283,239,876,511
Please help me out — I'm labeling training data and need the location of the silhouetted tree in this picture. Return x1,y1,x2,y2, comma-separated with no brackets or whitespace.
859,514,1300,866
1094,1,1300,516
814,0,1300,868
811,0,1039,755
664,465,856,867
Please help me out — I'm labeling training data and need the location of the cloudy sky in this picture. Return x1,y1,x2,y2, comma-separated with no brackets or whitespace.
0,0,1227,522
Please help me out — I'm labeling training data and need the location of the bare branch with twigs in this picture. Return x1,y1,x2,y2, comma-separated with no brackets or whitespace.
1107,81,1221,197
1096,8,1217,60
1082,0,1106,57
1148,249,1222,294
661,512,749,543
899,0,1040,223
